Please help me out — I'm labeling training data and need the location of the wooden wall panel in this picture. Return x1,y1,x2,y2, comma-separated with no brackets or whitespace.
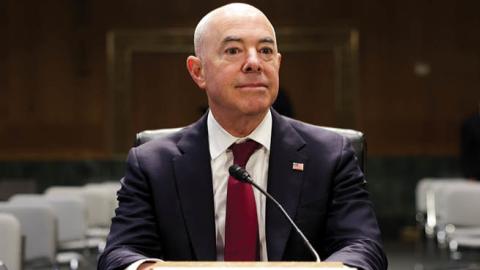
356,0,480,155
131,52,207,134
0,1,108,159
280,52,336,126
0,0,7,129
1,0,479,159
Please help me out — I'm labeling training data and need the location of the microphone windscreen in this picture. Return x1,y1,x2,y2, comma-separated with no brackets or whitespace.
228,164,250,183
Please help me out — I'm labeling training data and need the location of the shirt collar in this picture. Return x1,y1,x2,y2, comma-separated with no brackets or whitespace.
207,110,272,160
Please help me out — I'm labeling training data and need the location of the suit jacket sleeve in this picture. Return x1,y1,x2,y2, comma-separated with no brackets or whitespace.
322,136,387,270
98,147,164,270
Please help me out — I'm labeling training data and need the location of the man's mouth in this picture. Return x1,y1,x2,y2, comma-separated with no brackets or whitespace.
236,83,268,89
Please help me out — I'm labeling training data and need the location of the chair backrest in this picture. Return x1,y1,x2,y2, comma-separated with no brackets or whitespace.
44,186,112,228
84,182,121,219
9,194,88,243
0,213,21,270
434,181,480,226
0,203,56,263
135,126,366,173
415,178,468,213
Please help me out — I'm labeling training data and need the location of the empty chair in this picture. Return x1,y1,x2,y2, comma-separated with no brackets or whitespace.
0,202,56,267
9,194,88,250
415,178,468,237
0,261,7,270
7,195,88,269
416,178,437,236
0,213,21,270
101,181,121,217
44,186,110,252
44,186,111,230
83,182,121,223
82,185,115,228
435,181,480,255
416,178,435,216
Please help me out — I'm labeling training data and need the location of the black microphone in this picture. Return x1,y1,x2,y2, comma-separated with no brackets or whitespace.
229,164,321,262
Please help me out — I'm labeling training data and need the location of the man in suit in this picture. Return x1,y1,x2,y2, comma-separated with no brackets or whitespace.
98,3,387,270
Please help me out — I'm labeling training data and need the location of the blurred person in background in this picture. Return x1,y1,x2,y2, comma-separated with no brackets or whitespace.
460,103,480,180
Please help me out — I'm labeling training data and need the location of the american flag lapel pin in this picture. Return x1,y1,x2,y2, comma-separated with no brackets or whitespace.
292,162,304,171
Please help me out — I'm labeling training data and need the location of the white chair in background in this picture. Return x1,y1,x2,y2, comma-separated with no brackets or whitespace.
84,181,120,218
9,194,89,250
44,186,110,229
415,178,469,237
83,181,121,253
8,194,96,269
0,213,21,270
82,186,114,228
44,186,111,252
435,181,480,257
416,178,437,236
0,261,8,270
0,202,56,268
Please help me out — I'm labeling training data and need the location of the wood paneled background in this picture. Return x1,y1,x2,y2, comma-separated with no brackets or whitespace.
1,0,479,159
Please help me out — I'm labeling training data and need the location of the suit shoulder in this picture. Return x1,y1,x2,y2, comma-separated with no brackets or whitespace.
132,128,185,159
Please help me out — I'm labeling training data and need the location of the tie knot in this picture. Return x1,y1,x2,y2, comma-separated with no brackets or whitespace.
230,140,260,167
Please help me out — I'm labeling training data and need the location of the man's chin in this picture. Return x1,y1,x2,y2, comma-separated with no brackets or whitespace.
240,104,271,117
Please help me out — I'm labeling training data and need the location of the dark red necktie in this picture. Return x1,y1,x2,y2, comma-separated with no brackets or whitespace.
224,140,260,261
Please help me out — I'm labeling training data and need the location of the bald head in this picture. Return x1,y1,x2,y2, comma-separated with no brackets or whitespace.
185,3,281,136
193,3,277,58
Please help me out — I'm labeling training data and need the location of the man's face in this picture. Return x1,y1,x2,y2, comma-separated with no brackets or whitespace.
197,12,281,119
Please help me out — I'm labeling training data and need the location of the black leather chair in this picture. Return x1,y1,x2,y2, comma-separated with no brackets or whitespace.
135,126,366,174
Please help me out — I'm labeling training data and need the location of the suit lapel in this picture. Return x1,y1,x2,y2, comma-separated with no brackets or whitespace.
266,110,308,260
173,115,217,260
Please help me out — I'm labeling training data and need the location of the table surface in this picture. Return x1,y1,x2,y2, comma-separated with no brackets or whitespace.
151,261,355,270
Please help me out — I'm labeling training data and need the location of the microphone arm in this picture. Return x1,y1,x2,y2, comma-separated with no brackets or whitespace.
229,164,321,262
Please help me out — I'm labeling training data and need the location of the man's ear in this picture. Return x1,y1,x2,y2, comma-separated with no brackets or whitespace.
277,52,282,70
186,56,206,89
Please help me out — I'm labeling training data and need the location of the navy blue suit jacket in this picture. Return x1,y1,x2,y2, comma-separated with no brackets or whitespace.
98,110,387,270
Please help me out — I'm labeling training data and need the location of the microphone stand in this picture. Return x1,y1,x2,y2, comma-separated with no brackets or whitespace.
229,165,321,262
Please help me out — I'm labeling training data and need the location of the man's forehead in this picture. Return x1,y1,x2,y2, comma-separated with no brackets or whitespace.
194,4,277,56
221,35,276,45
214,16,276,44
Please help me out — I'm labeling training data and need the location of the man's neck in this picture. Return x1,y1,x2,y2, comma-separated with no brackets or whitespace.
210,109,269,137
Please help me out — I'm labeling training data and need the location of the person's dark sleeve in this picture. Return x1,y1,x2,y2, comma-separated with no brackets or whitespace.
98,148,163,270
323,137,388,270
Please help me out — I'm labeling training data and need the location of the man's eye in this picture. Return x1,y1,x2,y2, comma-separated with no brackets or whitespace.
260,47,273,54
225,48,240,55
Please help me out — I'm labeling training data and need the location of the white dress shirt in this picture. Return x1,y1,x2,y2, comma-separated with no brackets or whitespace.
126,111,272,269
208,110,272,261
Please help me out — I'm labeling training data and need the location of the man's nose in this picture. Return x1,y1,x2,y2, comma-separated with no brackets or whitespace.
242,50,262,73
